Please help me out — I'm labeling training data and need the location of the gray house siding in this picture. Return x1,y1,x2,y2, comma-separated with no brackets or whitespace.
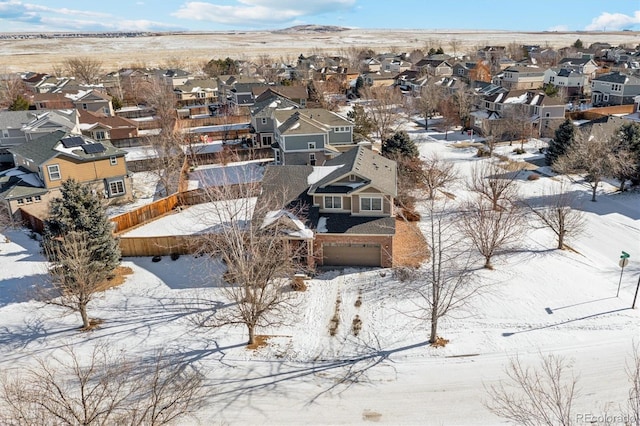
282,134,326,151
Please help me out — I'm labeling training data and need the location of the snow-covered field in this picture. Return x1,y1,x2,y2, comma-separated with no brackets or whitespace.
1,121,639,425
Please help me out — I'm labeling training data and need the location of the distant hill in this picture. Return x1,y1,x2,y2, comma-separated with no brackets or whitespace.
275,25,350,33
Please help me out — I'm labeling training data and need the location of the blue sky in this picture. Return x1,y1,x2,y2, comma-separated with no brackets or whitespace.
0,0,639,33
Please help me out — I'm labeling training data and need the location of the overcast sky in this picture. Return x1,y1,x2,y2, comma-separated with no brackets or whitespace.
0,0,639,33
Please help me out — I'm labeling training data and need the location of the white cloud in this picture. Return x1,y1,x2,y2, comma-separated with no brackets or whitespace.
0,0,180,32
172,0,356,27
585,10,640,31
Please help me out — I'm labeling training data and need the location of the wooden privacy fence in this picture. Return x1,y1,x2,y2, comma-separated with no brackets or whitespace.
110,193,181,233
117,235,197,257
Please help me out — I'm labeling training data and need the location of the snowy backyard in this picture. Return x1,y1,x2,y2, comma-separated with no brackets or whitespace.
1,120,639,425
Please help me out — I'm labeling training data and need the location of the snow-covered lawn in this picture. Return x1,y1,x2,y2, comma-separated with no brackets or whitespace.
1,121,639,425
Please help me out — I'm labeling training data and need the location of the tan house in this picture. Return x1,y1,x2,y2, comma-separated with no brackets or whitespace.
78,109,140,142
259,145,397,268
1,130,131,217
493,65,545,90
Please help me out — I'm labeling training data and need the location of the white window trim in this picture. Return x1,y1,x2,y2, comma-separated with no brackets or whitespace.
110,156,118,166
308,142,316,150
360,196,383,212
47,164,61,181
324,195,342,210
107,179,126,197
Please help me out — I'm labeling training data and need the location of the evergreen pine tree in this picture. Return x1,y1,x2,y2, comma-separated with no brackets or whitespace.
619,122,640,184
382,131,419,159
546,119,575,167
8,95,29,111
43,179,120,275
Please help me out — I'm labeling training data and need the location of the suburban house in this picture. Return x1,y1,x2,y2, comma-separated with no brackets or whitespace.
590,71,640,106
558,57,599,79
259,145,397,267
543,68,589,99
0,130,131,216
71,90,114,116
217,75,266,109
415,58,453,77
249,93,299,149
471,89,565,139
77,109,139,143
493,65,545,90
360,72,396,88
0,111,39,162
173,78,219,107
271,108,360,166
21,110,81,142
33,92,74,110
252,86,309,108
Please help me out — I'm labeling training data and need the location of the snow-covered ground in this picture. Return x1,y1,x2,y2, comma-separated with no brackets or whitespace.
1,120,639,425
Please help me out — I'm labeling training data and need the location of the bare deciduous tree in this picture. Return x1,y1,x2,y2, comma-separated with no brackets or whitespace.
63,57,104,85
469,160,522,211
485,353,578,426
0,72,28,109
555,125,634,202
142,77,184,196
195,180,308,345
416,79,445,130
421,153,458,200
42,231,111,330
460,195,525,269
410,199,476,344
361,85,404,142
524,180,586,250
0,344,203,426
626,342,640,426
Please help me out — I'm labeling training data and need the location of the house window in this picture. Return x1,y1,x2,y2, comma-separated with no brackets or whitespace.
274,149,281,164
25,196,33,204
35,195,42,202
16,198,24,205
103,107,110,114
324,196,342,209
361,196,382,211
309,153,316,165
308,142,316,150
261,118,267,125
110,156,118,166
47,164,61,181
349,174,356,181
82,103,88,110
1,129,8,138
107,179,126,197
261,135,272,146
95,130,106,140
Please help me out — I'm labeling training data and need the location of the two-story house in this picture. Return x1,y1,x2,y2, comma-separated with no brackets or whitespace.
259,145,397,267
558,57,599,79
415,59,453,77
249,93,300,149
493,65,545,90
543,68,589,100
471,89,565,139
272,108,359,166
70,90,114,116
0,111,37,162
0,130,131,216
78,110,139,144
590,71,640,106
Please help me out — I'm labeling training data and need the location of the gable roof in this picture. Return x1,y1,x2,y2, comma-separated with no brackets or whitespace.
273,108,352,135
593,71,640,84
253,85,308,101
250,94,299,117
78,109,138,130
9,130,126,165
0,111,38,130
309,145,397,197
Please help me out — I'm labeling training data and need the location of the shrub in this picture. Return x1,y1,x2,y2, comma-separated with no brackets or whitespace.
513,148,526,155
527,173,541,181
